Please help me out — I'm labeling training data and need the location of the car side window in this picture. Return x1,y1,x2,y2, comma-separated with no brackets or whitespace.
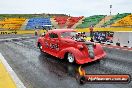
49,33,58,38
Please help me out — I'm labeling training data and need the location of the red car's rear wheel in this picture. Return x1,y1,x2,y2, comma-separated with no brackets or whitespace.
38,43,43,52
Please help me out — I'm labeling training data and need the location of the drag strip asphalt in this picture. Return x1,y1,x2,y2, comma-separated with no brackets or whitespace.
0,35,132,88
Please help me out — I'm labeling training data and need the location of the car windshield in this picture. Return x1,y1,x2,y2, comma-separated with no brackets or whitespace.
61,31,76,38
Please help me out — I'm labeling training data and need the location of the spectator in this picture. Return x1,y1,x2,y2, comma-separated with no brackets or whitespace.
34,30,38,36
89,25,94,42
89,25,94,38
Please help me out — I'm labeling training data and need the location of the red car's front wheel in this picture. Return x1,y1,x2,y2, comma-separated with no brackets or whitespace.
67,53,75,63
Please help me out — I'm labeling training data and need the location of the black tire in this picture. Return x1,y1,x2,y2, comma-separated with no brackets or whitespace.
38,43,43,52
77,76,86,85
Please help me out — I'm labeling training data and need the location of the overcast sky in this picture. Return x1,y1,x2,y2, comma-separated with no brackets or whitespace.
0,0,131,16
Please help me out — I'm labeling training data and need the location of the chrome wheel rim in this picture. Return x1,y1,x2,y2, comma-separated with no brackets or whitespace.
39,44,42,50
67,53,74,63
40,46,42,49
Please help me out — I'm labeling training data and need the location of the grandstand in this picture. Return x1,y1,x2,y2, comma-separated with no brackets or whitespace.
53,16,83,28
25,18,51,30
0,18,26,30
66,17,83,28
20,19,29,30
76,15,105,28
50,18,59,29
0,14,68,19
72,16,85,29
54,16,69,28
0,13,132,30
111,15,132,27
103,13,131,27
95,15,113,28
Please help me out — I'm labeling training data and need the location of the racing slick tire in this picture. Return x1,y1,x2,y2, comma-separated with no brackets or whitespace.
77,76,86,85
38,43,43,53
67,53,75,63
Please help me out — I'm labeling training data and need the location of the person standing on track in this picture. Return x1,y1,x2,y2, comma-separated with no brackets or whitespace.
34,30,38,36
89,25,94,42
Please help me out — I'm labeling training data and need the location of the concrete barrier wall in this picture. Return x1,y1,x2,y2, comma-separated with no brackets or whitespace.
0,28,132,48
76,28,132,32
76,28,132,48
129,33,132,47
108,32,132,48
0,28,132,35
113,32,128,46
0,30,46,35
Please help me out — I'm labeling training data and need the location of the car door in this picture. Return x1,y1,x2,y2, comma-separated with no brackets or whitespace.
49,33,60,57
42,33,51,53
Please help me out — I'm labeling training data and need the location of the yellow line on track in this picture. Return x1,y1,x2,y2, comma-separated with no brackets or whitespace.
0,60,16,88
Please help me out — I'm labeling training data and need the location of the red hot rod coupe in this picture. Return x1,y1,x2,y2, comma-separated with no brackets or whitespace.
37,29,106,64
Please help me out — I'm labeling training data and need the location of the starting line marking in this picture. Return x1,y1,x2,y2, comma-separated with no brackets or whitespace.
0,53,26,88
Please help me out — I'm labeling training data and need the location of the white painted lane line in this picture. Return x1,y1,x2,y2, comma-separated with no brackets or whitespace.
102,44,132,51
122,49,129,51
0,53,26,88
116,48,120,50
108,47,113,48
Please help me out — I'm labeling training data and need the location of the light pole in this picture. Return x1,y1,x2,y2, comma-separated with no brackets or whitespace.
110,5,112,15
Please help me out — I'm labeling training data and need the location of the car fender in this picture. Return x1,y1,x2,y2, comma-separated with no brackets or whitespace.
96,44,107,58
37,37,45,47
58,47,85,61
94,43,105,54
